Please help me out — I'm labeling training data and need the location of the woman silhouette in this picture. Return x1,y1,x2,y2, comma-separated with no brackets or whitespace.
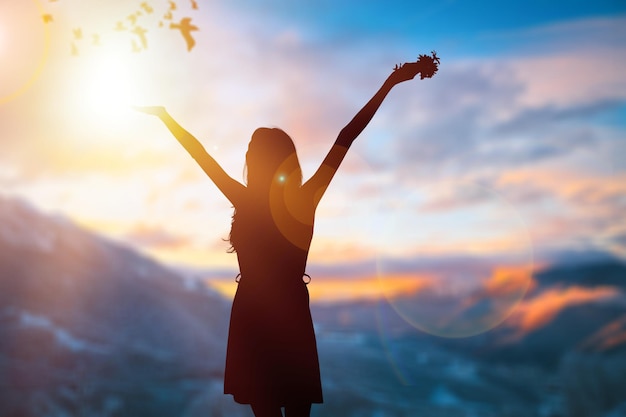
135,58,435,417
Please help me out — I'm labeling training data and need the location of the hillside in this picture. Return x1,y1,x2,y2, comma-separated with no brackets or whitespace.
0,197,232,416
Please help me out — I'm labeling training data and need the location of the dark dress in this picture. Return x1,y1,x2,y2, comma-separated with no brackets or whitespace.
223,189,323,406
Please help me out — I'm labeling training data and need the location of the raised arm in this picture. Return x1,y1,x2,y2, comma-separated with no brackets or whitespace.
335,74,398,150
134,106,245,204
303,55,438,206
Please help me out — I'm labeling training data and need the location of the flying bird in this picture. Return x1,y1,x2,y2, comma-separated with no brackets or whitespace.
163,11,173,20
140,2,153,13
169,1,177,11
131,26,148,49
191,0,198,10
115,21,127,31
127,14,138,25
42,14,53,23
170,17,198,51
73,28,82,40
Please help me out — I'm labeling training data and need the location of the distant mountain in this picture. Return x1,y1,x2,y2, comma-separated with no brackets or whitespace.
533,259,626,290
0,197,232,416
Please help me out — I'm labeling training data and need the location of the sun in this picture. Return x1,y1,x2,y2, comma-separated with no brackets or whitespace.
77,52,139,123
85,60,133,113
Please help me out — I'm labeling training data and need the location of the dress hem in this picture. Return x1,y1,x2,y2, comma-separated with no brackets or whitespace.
224,392,324,406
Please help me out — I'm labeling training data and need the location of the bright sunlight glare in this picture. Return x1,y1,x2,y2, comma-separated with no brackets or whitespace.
77,52,140,127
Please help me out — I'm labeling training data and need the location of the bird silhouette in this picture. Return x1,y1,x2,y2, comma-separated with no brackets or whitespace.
170,17,198,51
131,26,148,49
140,2,153,14
191,0,198,10
127,14,138,25
169,1,177,11
42,14,53,23
115,21,127,31
71,42,79,56
73,28,82,40
163,11,173,20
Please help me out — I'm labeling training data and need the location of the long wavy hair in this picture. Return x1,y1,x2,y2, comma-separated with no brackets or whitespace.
228,128,303,252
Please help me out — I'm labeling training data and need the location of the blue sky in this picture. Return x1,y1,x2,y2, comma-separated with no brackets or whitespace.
225,0,626,53
229,0,625,34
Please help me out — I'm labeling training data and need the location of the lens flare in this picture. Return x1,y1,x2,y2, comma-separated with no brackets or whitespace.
269,154,314,251
375,181,534,338
0,0,49,104
375,298,417,385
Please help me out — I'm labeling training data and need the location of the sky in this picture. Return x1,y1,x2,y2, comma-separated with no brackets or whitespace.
1,0,625,322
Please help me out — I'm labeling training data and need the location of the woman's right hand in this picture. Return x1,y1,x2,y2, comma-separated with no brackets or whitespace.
132,105,167,117
388,51,440,85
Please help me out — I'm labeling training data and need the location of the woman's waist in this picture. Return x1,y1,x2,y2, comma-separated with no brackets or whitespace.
238,270,308,283
238,263,311,283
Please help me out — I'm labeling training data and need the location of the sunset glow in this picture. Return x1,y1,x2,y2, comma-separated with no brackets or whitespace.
209,274,435,303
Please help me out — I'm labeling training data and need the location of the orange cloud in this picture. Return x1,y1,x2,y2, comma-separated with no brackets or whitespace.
481,265,534,299
510,285,620,333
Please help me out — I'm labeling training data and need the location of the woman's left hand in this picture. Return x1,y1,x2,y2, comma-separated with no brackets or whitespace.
132,105,167,117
